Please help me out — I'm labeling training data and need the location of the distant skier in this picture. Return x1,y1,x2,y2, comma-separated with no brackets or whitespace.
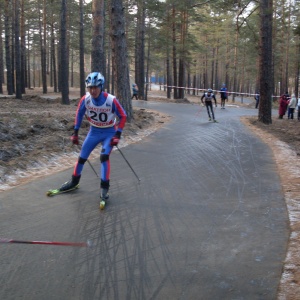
201,88,218,122
220,83,228,109
131,83,139,100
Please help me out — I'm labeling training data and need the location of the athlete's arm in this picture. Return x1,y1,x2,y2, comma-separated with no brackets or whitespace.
112,98,127,133
201,94,206,103
74,95,87,130
213,94,217,105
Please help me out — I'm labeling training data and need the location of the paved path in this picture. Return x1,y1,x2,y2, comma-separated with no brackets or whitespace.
0,102,289,300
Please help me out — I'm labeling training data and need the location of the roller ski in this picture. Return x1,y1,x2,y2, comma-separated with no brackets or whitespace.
99,189,109,210
46,175,80,197
99,180,109,210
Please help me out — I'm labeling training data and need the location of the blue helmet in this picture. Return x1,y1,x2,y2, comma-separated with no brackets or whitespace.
85,72,105,89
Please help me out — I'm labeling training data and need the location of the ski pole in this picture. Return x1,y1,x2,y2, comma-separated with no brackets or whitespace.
0,238,91,247
116,145,141,182
195,106,203,116
196,104,204,116
86,159,99,178
194,104,204,119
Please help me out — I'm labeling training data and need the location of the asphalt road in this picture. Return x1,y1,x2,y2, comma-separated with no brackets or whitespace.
0,101,289,300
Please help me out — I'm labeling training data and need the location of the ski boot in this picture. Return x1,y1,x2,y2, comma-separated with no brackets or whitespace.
99,180,110,210
60,175,81,192
47,175,80,196
208,117,212,121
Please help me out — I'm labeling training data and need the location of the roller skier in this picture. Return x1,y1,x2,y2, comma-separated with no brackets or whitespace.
201,88,218,122
47,72,127,209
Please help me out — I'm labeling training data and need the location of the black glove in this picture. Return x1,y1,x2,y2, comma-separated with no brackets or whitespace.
71,129,79,145
110,131,121,146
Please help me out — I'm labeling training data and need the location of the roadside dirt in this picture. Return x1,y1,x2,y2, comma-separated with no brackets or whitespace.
0,87,299,298
0,88,171,190
241,116,300,300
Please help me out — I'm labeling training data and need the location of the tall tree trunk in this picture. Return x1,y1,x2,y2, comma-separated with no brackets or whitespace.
43,0,47,93
70,48,74,87
204,34,208,88
50,5,57,93
284,0,291,93
144,21,151,101
225,34,230,93
232,29,239,102
111,54,115,95
11,1,15,93
294,36,300,98
79,0,85,96
39,1,47,94
110,0,132,120
166,9,171,99
0,9,4,94
187,71,190,95
166,56,171,99
211,47,215,90
192,74,196,96
91,0,105,73
258,0,273,124
26,29,31,89
60,0,69,105
106,38,111,93
215,40,219,92
20,0,25,92
178,58,184,98
5,0,13,95
135,0,145,100
33,48,36,88
172,5,178,99
14,0,22,99
178,9,188,99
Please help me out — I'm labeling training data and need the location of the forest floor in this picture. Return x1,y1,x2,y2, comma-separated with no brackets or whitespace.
0,86,299,299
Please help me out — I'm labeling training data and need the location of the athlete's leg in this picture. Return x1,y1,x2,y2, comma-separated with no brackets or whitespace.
59,129,102,192
99,131,115,198
100,133,115,181
73,129,101,176
221,98,225,108
205,102,211,119
208,102,215,120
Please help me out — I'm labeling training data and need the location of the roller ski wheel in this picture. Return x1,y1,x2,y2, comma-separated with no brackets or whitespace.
99,196,109,210
100,200,106,210
99,189,109,210
46,184,79,197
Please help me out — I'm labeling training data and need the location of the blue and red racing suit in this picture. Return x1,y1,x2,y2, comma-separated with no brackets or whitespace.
72,91,127,182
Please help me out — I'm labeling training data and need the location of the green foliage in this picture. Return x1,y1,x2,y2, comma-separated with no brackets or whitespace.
1,0,300,96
